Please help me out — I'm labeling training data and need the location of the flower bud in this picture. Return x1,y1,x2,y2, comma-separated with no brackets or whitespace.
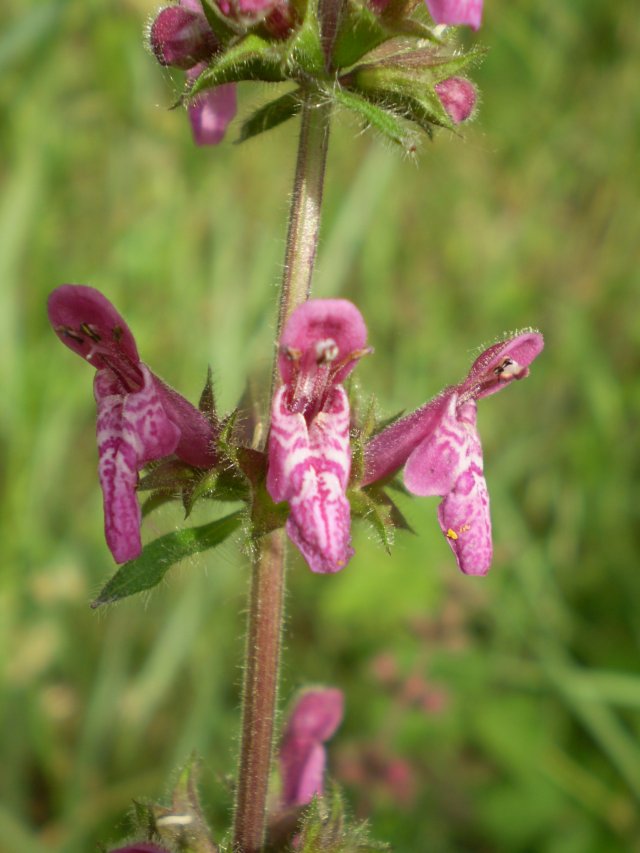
150,5,217,69
214,0,295,35
434,76,477,124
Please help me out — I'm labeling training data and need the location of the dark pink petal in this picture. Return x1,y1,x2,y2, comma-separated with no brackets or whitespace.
180,0,205,13
286,688,344,741
95,365,181,563
48,285,141,387
281,739,326,807
436,402,492,575
187,67,237,146
362,392,451,486
403,393,466,496
154,378,216,468
216,0,284,22
267,387,308,505
279,299,368,387
149,5,216,69
425,0,482,29
434,77,477,124
268,386,353,573
461,331,544,400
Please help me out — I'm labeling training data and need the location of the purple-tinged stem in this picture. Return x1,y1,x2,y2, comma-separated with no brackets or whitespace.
273,93,331,393
233,529,286,853
233,90,332,853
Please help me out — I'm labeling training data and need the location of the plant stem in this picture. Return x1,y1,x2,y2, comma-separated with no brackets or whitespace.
233,529,286,853
274,92,332,371
233,92,332,853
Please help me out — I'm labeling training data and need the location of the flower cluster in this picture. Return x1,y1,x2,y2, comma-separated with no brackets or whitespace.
48,288,542,581
147,0,482,149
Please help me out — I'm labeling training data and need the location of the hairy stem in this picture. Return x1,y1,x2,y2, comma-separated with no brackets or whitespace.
233,529,286,853
273,93,332,380
233,93,331,853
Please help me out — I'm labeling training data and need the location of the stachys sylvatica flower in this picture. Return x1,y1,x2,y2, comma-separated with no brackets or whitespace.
109,845,171,853
267,299,370,574
279,687,344,807
425,0,483,30
149,0,237,145
364,332,544,576
48,285,216,564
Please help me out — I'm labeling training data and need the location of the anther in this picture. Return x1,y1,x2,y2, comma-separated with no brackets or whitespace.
315,338,339,363
494,357,524,380
59,326,85,344
80,322,102,342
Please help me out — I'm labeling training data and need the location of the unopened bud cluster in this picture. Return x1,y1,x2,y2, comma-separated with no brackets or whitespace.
148,0,481,148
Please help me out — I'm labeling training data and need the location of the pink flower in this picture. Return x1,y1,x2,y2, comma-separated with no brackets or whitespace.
267,300,369,573
149,1,237,145
279,688,344,807
425,0,483,30
150,4,217,68
435,77,477,124
363,332,544,575
109,845,171,853
186,66,238,146
48,285,216,563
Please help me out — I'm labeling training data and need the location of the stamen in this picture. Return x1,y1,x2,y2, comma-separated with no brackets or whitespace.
494,357,525,380
328,346,373,379
315,338,339,363
282,345,301,362
80,322,102,342
58,325,85,344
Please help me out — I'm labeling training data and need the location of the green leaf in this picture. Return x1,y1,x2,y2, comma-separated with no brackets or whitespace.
190,34,287,95
331,86,418,152
140,491,178,519
349,489,395,553
286,0,326,77
182,465,249,517
91,511,243,608
198,365,217,424
237,89,303,143
332,5,389,71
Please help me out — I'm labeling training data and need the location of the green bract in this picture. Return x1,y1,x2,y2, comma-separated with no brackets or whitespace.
186,0,481,150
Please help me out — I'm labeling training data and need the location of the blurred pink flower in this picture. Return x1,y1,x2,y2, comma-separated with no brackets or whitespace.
435,77,477,124
425,0,483,30
48,285,216,563
279,688,344,806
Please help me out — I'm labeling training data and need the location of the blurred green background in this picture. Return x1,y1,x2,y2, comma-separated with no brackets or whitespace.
1,0,639,850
